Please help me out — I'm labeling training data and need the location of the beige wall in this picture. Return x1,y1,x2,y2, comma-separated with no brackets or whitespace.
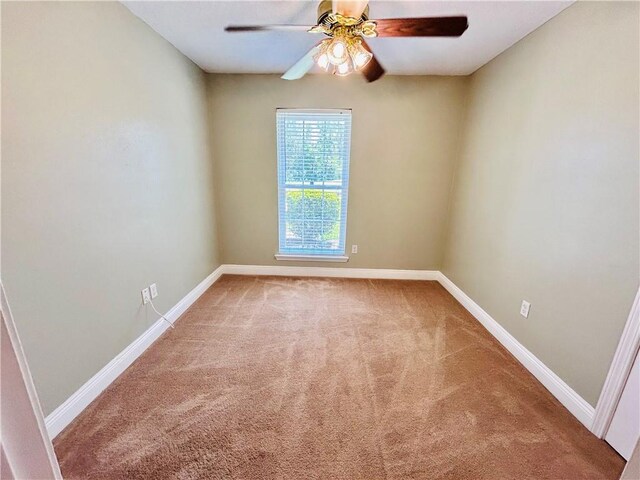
208,74,468,269
1,2,220,414
442,1,639,406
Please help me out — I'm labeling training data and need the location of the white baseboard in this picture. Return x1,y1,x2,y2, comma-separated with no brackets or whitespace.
44,264,597,440
223,264,440,281
45,266,225,439
437,272,595,429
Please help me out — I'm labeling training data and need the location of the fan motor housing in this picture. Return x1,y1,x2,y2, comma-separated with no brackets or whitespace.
317,0,369,24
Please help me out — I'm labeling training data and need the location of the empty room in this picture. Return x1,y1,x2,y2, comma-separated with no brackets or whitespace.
1,1,639,479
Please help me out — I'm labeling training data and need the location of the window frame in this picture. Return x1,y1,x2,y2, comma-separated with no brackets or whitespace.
275,108,352,262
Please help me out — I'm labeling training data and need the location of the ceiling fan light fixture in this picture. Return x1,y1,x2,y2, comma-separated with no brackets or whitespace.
316,52,330,69
350,41,373,69
326,37,349,65
317,34,371,75
335,59,353,76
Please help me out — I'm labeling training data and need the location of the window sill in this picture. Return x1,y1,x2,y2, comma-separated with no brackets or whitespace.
274,254,349,263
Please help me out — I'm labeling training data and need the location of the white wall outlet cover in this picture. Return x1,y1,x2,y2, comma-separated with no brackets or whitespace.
351,245,358,254
150,283,158,299
141,288,151,305
520,300,531,318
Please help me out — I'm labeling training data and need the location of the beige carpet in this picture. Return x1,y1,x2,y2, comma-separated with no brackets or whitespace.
54,276,624,479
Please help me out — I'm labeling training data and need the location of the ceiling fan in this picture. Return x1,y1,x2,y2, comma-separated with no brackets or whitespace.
225,0,468,83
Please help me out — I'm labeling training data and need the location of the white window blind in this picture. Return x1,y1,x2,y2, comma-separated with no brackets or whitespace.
277,108,352,257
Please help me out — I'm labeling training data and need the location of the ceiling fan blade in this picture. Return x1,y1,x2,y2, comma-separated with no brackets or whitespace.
360,40,385,83
374,16,468,37
225,25,314,33
332,0,369,19
281,43,322,81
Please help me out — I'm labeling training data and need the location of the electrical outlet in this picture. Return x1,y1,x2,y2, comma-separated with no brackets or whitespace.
351,245,358,254
141,288,151,305
520,300,531,318
150,283,158,299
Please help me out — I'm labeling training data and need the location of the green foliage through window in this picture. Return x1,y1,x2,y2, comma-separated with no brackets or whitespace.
285,190,341,248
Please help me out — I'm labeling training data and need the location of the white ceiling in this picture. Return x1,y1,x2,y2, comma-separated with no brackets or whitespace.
122,1,572,76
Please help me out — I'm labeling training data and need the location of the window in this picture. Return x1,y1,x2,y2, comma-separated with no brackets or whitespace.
276,109,352,260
